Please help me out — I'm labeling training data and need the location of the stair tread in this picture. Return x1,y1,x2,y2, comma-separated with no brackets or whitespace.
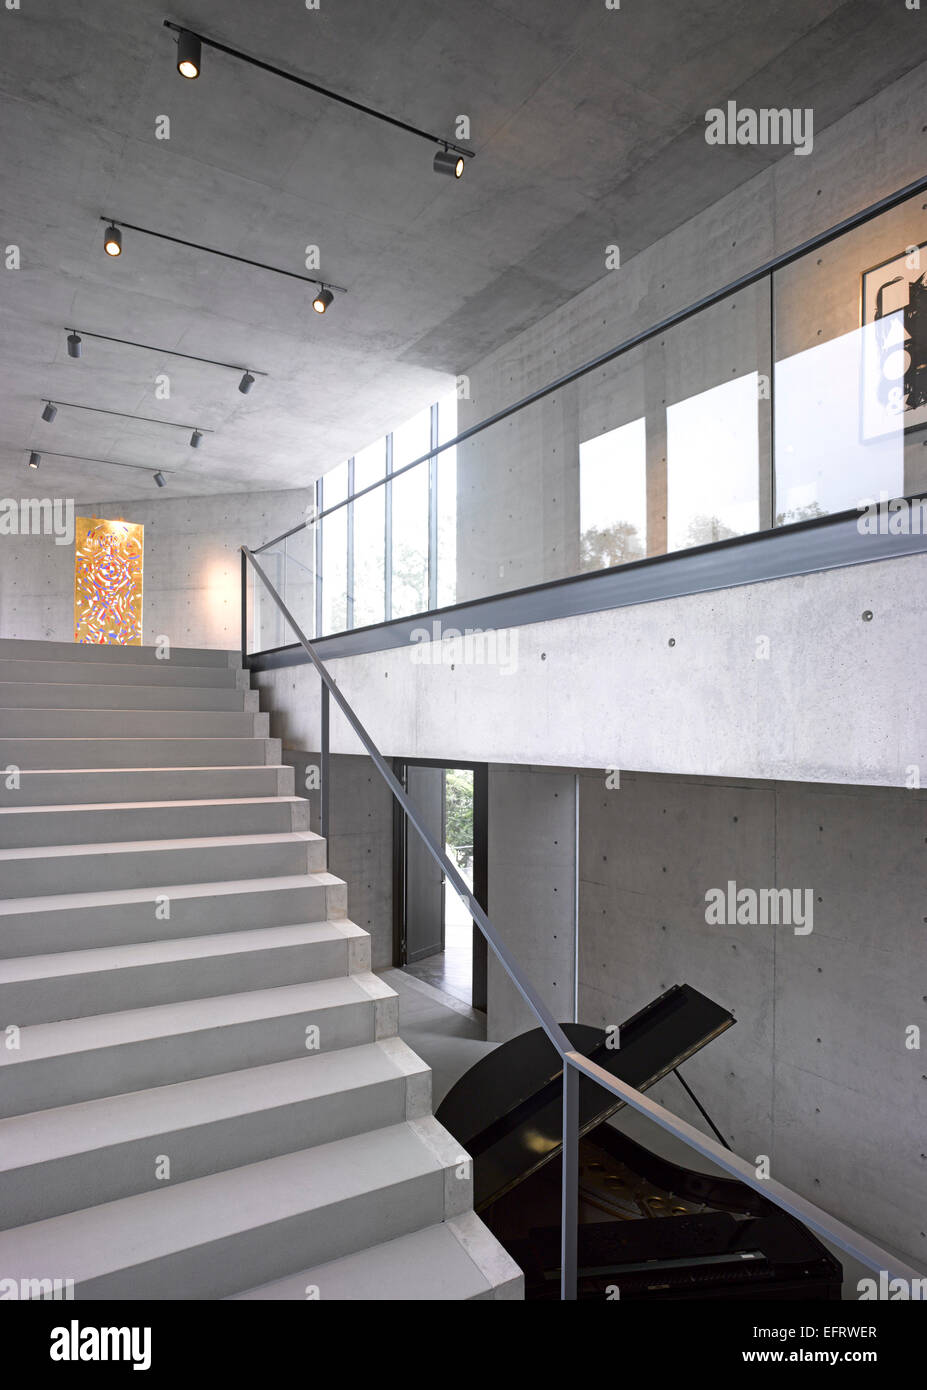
0,970,394,1064
0,797,303,818
0,1118,454,1282
0,1038,426,1170
0,869,344,916
230,1213,519,1301
0,919,368,984
0,830,323,862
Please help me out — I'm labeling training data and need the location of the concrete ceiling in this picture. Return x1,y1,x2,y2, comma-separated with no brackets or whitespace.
1,0,925,503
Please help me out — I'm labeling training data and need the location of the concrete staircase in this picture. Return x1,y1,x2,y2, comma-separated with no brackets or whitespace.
0,638,522,1301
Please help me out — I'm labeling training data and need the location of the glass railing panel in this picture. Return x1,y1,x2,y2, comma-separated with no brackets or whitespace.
247,182,927,653
663,280,771,549
773,188,927,523
283,517,319,642
247,542,288,653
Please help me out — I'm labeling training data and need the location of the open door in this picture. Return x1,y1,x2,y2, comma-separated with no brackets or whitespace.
394,759,488,1011
402,765,446,963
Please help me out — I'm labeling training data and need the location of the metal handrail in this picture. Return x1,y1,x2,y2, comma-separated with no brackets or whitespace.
242,543,924,1299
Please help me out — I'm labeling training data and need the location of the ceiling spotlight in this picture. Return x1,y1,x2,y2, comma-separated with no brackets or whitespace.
238,371,255,394
434,147,465,178
176,29,201,79
41,402,58,423
67,331,82,359
190,429,204,448
312,287,334,315
28,452,40,470
153,471,167,488
103,223,122,257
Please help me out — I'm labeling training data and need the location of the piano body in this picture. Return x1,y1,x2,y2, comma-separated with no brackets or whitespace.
435,984,842,1300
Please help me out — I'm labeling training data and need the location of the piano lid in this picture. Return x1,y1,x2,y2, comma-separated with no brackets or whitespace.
435,983,735,1211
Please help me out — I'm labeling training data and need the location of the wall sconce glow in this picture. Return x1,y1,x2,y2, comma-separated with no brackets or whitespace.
28,452,40,470
434,147,465,178
176,30,201,79
103,224,122,257
313,287,334,315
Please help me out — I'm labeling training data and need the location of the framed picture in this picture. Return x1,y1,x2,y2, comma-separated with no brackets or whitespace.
860,243,927,442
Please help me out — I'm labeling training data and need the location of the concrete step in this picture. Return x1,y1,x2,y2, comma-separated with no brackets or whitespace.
0,1038,428,1227
231,1211,523,1301
0,918,370,1025
0,871,346,957
0,765,295,808
0,971,398,1116
0,658,246,689
0,708,268,738
0,796,309,848
0,736,281,768
0,1116,465,1299
0,639,237,668
0,831,326,898
0,681,258,712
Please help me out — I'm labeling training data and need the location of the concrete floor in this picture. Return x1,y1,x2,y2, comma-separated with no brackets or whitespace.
378,967,493,1108
401,884,474,1008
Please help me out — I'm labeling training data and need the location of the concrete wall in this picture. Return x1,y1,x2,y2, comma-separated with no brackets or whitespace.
0,487,311,649
285,748,395,973
485,765,577,1043
455,61,927,600
254,549,927,790
575,769,927,1269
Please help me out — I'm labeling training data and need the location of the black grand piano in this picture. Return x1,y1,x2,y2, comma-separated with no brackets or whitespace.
435,984,842,1300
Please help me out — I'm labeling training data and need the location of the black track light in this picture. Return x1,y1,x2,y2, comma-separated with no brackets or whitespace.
312,286,334,315
103,223,122,257
434,146,465,178
238,371,255,394
67,332,82,359
41,402,57,423
28,452,40,470
176,29,201,79
190,430,204,449
153,471,167,488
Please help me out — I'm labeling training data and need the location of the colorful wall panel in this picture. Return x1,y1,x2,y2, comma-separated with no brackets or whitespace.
74,516,144,645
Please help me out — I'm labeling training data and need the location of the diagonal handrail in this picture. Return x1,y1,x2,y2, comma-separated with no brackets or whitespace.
242,544,925,1297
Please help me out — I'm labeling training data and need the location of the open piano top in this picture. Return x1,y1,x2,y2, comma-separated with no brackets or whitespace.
435,984,842,1300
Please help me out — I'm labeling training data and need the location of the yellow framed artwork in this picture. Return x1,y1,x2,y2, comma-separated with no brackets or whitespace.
74,516,144,645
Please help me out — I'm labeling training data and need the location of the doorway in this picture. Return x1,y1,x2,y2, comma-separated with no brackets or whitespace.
393,759,488,1011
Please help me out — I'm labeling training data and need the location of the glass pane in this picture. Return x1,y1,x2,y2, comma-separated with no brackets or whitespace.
321,504,348,634
437,392,457,607
392,406,432,470
391,461,429,618
353,437,386,491
667,373,761,550
323,460,349,507
773,191,926,521
353,485,385,627
579,417,647,569
284,517,318,641
250,543,287,651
